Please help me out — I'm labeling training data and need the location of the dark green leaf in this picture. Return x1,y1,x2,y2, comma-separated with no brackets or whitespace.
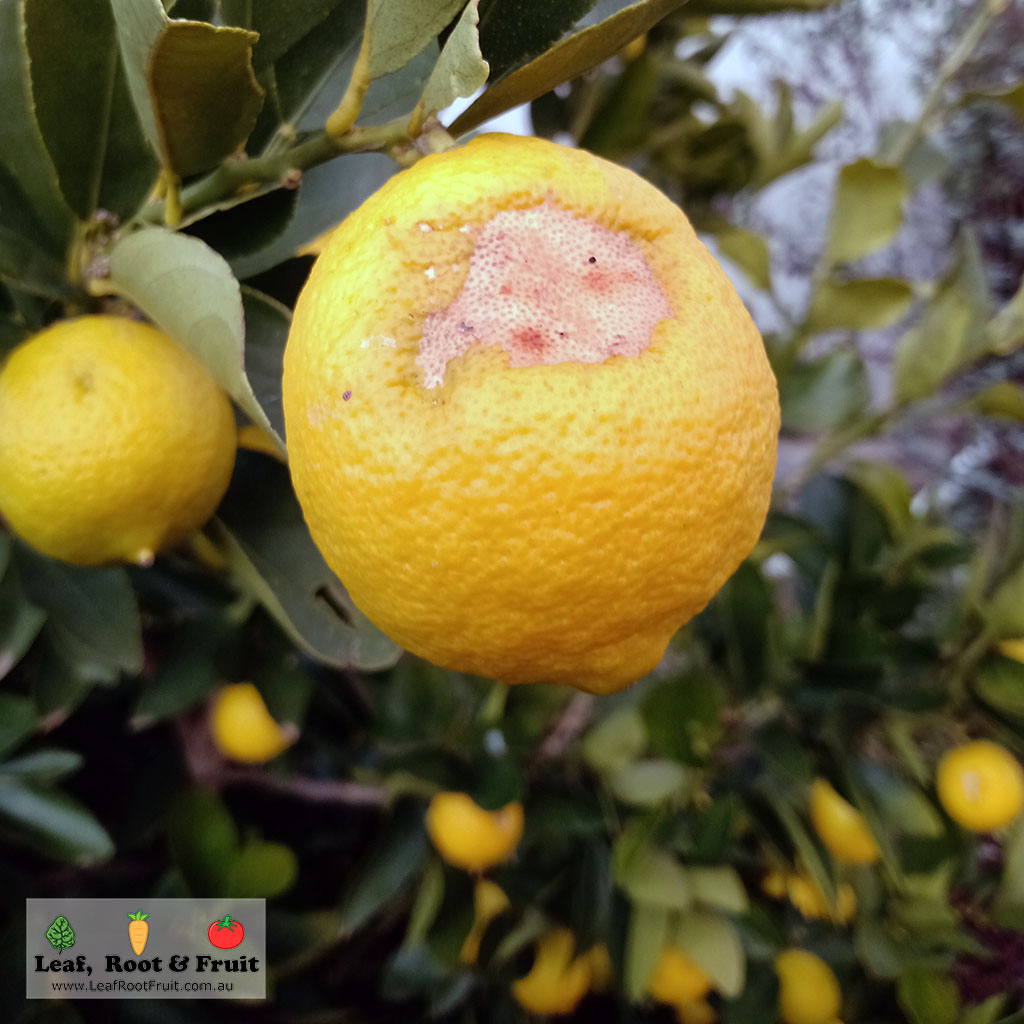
0,782,114,864
216,456,402,671
15,546,143,674
405,857,445,945
0,0,73,242
220,0,344,71
0,694,37,758
24,0,153,220
340,806,428,936
451,0,686,137
642,675,724,764
45,915,76,953
166,788,239,896
241,287,289,441
0,749,82,784
974,657,1024,720
0,560,46,682
107,226,283,449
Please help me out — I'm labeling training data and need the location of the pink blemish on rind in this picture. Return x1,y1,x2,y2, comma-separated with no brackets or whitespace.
417,202,672,389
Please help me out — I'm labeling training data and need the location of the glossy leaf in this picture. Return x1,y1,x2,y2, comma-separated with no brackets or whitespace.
216,456,402,671
417,0,489,126
805,277,913,333
451,0,686,136
107,226,282,448
24,0,154,220
0,782,114,864
367,0,467,79
15,547,143,674
0,0,73,242
112,0,264,176
0,749,83,784
824,159,907,267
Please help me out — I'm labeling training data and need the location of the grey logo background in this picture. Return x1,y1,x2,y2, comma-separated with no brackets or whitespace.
26,898,265,999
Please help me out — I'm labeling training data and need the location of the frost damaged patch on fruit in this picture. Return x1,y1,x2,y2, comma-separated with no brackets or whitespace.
417,202,672,389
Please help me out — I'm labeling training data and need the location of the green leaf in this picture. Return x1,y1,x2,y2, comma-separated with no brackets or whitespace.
893,231,991,403
897,965,959,1024
0,0,73,242
340,806,428,936
824,159,907,267
779,350,870,434
968,381,1024,421
0,164,76,300
710,220,772,291
985,562,1024,636
608,759,690,806
23,0,155,220
0,782,114,864
14,547,143,674
241,287,289,441
0,560,46,682
996,817,1024,911
642,675,724,764
623,902,669,1001
0,693,37,758
806,277,913,333
226,840,299,898
45,915,76,953
107,226,282,449
417,0,489,125
688,865,749,914
965,81,1024,123
974,657,1024,720
0,749,82,784
112,0,264,176
216,457,402,671
670,909,745,998
366,0,467,79
985,274,1024,356
167,788,239,896
581,707,647,773
477,0,597,84
615,845,693,910
221,0,345,72
405,858,445,945
451,0,686,136
844,461,912,538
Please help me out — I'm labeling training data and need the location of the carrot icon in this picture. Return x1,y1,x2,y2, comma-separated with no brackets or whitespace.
127,909,149,955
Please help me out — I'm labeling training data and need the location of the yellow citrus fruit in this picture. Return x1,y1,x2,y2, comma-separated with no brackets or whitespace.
936,740,1024,832
583,943,614,992
676,999,718,1024
460,878,510,964
775,949,841,1024
425,792,524,872
998,638,1024,662
512,927,592,1016
648,946,712,1006
210,683,295,763
0,315,235,566
283,133,779,694
810,780,880,865
763,871,856,923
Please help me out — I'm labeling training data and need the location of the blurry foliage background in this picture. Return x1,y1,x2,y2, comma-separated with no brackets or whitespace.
1,0,1024,1022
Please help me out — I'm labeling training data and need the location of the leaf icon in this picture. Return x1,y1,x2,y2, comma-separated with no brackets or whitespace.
45,916,76,954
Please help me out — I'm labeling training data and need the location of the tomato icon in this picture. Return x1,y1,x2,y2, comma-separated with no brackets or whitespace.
207,915,244,949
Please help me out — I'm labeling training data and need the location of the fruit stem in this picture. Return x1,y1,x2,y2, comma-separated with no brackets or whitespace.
326,13,373,140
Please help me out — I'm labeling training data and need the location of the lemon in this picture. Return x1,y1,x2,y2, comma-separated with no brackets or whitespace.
775,949,841,1024
0,315,235,566
460,878,510,964
283,133,778,693
210,683,295,763
425,792,524,872
937,740,1024,831
763,870,856,923
809,779,880,865
512,927,592,1016
648,946,712,1006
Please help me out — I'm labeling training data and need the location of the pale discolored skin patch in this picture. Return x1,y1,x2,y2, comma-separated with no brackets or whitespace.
417,202,673,389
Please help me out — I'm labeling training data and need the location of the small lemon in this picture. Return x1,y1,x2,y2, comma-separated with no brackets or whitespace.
211,683,295,763
460,879,510,964
775,949,841,1024
810,780,880,865
0,315,236,566
648,946,712,1006
512,928,591,1016
425,792,524,872
762,871,856,923
937,740,1024,832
